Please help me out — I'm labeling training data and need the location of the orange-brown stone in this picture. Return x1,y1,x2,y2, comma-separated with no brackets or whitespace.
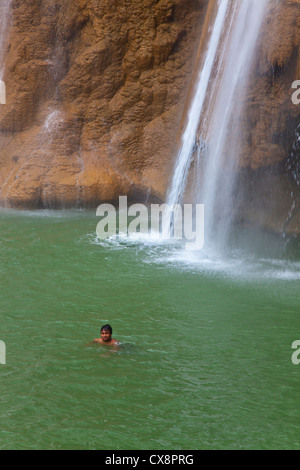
0,0,207,208
0,0,299,235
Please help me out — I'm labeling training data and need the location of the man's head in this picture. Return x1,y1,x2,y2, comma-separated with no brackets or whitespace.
100,324,112,342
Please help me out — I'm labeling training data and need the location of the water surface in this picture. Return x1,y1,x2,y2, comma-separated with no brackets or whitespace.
0,209,300,449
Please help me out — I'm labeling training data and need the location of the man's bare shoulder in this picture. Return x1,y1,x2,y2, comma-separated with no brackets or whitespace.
92,338,119,346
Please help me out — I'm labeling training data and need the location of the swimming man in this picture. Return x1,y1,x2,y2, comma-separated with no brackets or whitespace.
91,324,119,346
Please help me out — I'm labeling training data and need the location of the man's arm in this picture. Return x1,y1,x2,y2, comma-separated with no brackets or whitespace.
87,338,101,345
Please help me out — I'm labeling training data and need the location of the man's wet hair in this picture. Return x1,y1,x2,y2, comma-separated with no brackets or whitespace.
100,324,112,334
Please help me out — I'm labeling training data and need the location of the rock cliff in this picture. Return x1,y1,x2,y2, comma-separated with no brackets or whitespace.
0,0,299,235
0,0,207,207
236,0,300,236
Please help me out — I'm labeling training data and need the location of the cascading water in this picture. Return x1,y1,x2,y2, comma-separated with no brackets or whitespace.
166,0,269,254
166,0,230,208
0,0,11,82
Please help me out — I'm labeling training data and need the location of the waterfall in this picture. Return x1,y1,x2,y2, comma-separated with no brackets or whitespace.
166,0,269,253
0,0,11,81
166,0,230,208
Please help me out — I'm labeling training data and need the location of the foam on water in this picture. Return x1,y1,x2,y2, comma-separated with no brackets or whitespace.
1,206,298,282
168,249,300,281
90,227,300,282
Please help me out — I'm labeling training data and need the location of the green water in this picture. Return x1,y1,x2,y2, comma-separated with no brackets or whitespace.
0,208,300,450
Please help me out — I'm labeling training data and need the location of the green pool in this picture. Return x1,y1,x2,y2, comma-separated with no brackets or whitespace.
0,208,300,449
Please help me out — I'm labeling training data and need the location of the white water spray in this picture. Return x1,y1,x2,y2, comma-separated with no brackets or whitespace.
167,0,269,252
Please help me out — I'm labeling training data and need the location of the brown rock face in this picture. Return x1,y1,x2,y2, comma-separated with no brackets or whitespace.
0,0,207,208
0,0,299,236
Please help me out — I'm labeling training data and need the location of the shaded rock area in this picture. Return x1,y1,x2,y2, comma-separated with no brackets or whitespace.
0,0,299,236
235,0,300,236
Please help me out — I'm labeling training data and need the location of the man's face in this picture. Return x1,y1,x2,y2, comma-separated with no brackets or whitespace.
101,329,112,342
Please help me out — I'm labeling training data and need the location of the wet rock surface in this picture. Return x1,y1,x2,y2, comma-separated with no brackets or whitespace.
0,0,299,234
